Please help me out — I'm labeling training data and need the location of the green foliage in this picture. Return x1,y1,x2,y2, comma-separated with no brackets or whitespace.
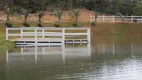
119,0,135,15
0,36,4,40
21,8,32,22
5,21,12,28
54,23,60,27
23,22,30,27
38,11,45,22
54,9,63,23
37,22,43,27
3,5,15,22
91,12,98,27
133,3,142,16
72,22,78,27
91,22,96,26
72,9,80,22
37,11,45,27
0,40,15,52
1,0,142,18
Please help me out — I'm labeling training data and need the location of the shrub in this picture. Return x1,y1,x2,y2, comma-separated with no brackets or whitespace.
37,22,43,27
54,23,60,27
91,22,96,26
23,22,30,27
5,21,12,28
72,22,78,27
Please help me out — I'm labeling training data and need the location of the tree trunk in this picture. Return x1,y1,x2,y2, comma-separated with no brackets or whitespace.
58,17,61,23
75,15,78,23
39,18,41,22
7,15,9,22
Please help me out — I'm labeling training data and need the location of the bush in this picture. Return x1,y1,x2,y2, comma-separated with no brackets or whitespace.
23,22,30,27
91,22,96,26
37,22,43,27
54,23,60,27
72,22,78,27
5,21,12,28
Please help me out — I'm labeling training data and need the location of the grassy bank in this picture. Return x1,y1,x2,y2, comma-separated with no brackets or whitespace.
0,37,15,52
1,21,142,37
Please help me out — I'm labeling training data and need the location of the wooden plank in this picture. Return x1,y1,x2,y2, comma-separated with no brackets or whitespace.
11,38,62,41
65,33,87,35
16,43,62,45
8,34,22,36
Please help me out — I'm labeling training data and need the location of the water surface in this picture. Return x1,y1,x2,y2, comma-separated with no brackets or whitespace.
1,35,142,80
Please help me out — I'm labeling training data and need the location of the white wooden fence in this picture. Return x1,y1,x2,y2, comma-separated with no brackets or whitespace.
90,13,142,23
6,27,91,46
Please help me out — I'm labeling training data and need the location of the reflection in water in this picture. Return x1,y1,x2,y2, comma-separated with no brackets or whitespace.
5,42,142,80
6,43,91,65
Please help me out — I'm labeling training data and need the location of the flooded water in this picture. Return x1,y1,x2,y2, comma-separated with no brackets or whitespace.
1,35,142,80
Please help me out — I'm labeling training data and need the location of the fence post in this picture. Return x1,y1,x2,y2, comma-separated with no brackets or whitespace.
42,28,45,38
62,28,65,45
87,28,91,44
35,28,37,45
103,15,105,22
6,28,8,40
21,29,23,38
113,15,115,23
131,15,133,22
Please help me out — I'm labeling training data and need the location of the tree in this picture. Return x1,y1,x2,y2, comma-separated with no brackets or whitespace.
2,0,142,18
3,5,14,22
72,9,80,23
21,8,32,27
3,5,15,27
54,9,63,23
37,11,45,27
38,11,45,22
133,3,142,16
119,0,135,15
21,8,31,22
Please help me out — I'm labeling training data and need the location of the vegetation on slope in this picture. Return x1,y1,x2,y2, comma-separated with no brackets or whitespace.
0,0,142,16
0,38,15,52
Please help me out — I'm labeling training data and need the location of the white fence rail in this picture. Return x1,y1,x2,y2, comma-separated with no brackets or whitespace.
90,13,142,23
6,27,91,45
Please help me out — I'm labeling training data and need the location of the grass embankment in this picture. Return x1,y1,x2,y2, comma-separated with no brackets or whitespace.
0,37,15,52
1,21,142,37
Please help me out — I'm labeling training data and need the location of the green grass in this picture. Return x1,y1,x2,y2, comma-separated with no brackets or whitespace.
0,36,4,40
0,40,15,52
0,39,15,52
0,30,15,52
